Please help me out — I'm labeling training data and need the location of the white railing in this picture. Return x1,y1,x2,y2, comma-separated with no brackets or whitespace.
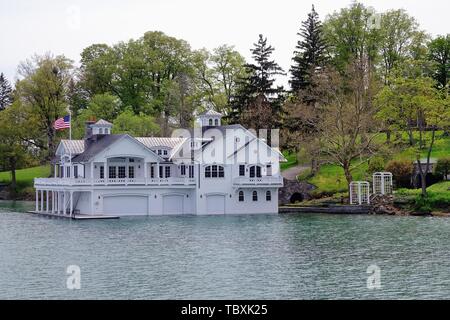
233,176,283,186
34,177,196,187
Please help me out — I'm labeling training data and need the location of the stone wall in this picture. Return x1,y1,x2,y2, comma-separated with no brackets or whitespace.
278,178,316,205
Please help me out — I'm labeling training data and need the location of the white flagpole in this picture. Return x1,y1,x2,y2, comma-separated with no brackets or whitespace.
69,109,72,178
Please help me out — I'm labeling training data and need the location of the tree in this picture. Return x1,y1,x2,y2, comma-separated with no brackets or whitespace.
428,34,450,91
304,62,380,186
15,53,74,161
0,72,13,110
378,9,424,85
376,75,449,196
290,5,327,95
322,2,380,72
112,108,160,137
0,102,31,198
230,34,285,129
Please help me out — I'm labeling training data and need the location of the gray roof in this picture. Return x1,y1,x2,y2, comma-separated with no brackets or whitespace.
198,109,223,117
92,119,113,126
61,139,85,155
71,135,125,162
135,137,186,149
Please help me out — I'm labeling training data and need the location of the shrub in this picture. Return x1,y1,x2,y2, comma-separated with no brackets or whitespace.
368,156,385,174
434,157,450,180
385,160,414,188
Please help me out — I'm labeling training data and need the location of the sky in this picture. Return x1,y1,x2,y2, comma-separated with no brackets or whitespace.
0,0,449,88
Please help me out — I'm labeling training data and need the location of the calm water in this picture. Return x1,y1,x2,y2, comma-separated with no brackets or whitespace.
1,200,450,299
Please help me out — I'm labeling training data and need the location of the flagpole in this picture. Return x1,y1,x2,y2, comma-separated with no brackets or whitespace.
69,109,72,178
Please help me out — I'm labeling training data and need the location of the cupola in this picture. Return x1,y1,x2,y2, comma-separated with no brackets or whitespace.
197,109,223,127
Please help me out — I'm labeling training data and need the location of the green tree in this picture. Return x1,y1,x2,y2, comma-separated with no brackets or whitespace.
112,108,160,137
290,5,327,95
378,9,424,84
15,53,74,161
428,34,450,91
0,103,31,198
230,34,285,129
0,72,13,111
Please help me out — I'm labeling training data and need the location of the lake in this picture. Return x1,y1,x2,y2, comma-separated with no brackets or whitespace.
1,200,450,299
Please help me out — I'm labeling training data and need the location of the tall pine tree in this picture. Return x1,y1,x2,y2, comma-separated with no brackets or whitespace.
229,34,285,129
0,73,13,111
290,5,327,95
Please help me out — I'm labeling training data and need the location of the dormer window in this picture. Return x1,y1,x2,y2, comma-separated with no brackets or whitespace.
163,150,168,156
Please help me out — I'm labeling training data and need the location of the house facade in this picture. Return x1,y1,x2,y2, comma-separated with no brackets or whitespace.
34,111,285,216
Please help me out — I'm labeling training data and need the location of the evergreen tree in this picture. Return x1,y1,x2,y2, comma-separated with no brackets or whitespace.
290,5,327,94
0,73,13,111
229,34,285,128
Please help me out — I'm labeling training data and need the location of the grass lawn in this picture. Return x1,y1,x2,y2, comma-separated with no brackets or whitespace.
0,165,50,189
280,152,298,171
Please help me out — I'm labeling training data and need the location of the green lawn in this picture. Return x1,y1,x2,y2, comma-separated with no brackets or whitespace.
280,152,298,171
0,165,50,189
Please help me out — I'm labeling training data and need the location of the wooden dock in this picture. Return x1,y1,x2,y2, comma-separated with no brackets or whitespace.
27,211,120,220
279,205,371,214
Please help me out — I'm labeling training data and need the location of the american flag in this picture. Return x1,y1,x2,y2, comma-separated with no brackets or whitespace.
54,115,71,130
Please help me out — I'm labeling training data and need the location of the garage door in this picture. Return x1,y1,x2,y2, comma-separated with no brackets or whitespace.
206,195,225,215
163,195,184,215
103,195,148,216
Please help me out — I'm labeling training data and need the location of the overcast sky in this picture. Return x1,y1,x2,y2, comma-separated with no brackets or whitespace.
1,0,449,87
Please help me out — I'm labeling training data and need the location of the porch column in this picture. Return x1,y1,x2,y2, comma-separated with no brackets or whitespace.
104,161,108,185
90,162,94,186
70,191,73,218
35,190,38,212
156,162,160,178
40,190,44,212
63,191,66,215
144,162,148,185
46,190,49,212
51,191,54,213
91,191,94,214
54,165,57,178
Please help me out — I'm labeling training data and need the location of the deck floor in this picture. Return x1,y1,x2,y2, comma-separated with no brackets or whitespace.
27,211,120,220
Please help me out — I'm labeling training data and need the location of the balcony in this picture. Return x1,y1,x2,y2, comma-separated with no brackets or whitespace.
233,176,283,187
34,177,196,187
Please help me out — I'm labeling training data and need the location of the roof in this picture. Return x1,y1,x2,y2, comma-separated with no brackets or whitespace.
71,135,125,162
92,119,113,126
61,139,85,155
198,109,223,117
135,137,186,149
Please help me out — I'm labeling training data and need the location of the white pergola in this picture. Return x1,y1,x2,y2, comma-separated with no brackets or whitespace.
372,172,393,195
349,181,370,205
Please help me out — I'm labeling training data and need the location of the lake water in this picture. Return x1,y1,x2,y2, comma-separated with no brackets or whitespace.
1,200,450,299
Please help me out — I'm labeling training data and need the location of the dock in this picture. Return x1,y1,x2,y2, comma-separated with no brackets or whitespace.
27,211,120,220
279,205,371,214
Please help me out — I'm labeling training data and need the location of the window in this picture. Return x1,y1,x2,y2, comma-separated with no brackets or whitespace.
239,191,244,202
204,165,224,178
99,128,103,134
180,165,186,176
74,166,78,178
209,118,213,126
189,165,194,178
105,128,109,134
165,166,171,178
239,165,245,176
129,158,134,162
214,119,218,126
266,165,272,176
100,166,104,179
109,166,116,179
159,166,163,178
252,191,258,201
128,166,134,178
266,190,271,201
66,167,70,178
163,150,168,156
118,166,126,178
249,166,262,178
150,166,155,178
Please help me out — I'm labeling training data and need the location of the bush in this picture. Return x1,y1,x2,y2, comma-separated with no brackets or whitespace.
435,157,450,180
368,156,385,174
385,159,414,188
